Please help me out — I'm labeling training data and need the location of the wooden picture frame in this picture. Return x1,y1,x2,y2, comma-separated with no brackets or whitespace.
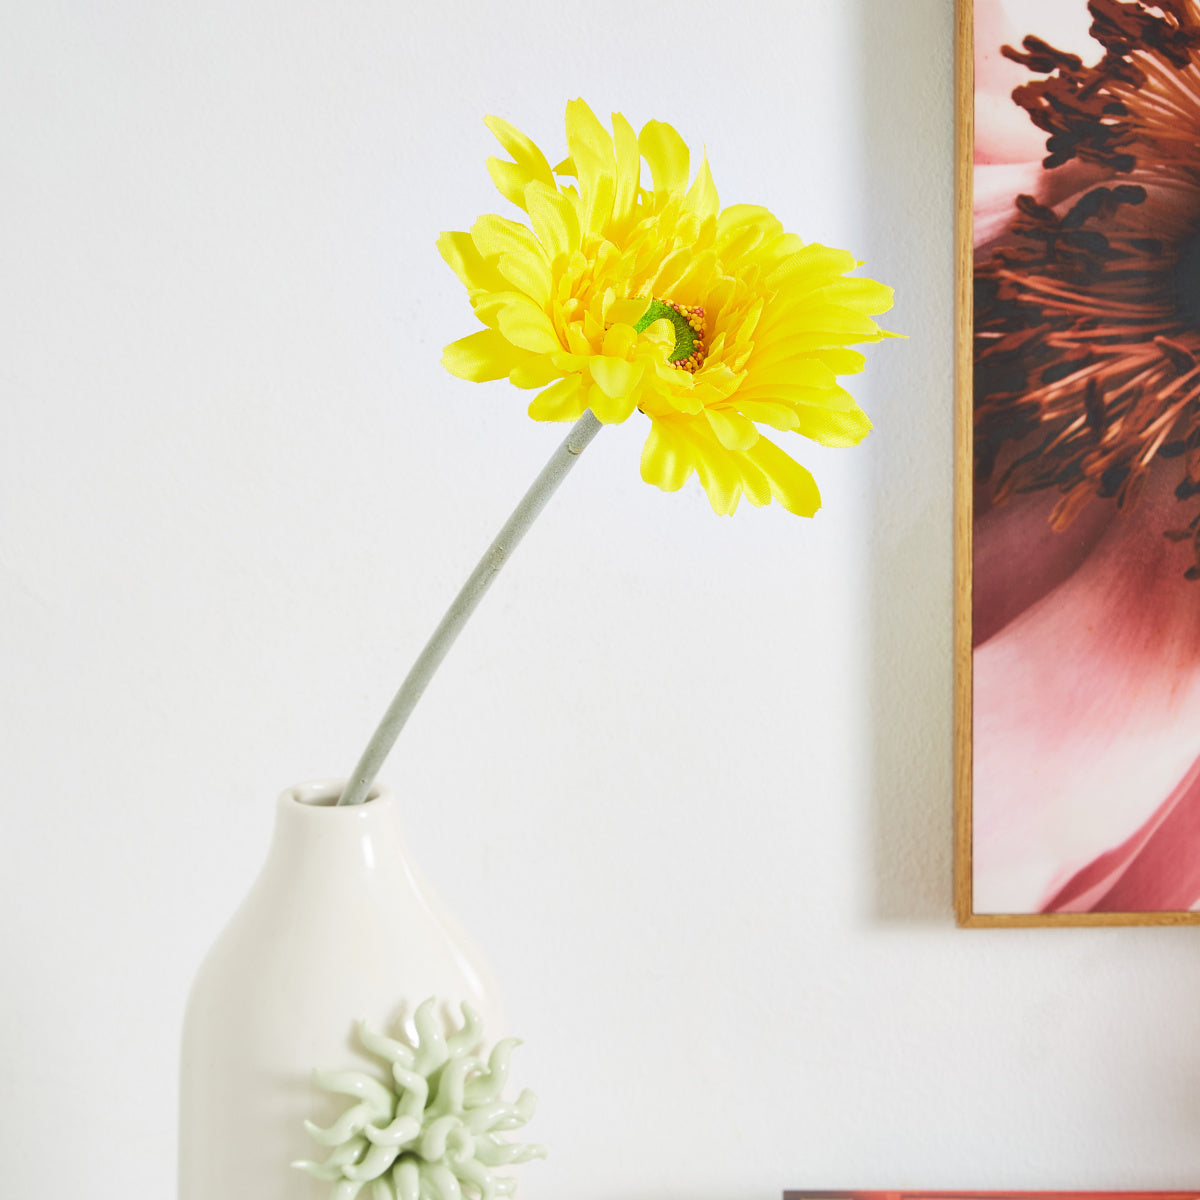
954,0,1200,925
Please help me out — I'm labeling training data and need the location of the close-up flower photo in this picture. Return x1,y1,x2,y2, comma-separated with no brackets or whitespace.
970,0,1200,914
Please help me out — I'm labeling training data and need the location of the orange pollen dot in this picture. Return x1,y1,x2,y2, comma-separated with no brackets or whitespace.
672,302,707,373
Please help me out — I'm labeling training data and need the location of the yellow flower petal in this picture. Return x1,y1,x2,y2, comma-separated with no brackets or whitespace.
580,166,615,237
716,204,783,247
691,433,747,514
486,158,540,212
732,297,765,346
529,374,587,421
639,318,675,356
607,297,650,327
564,98,614,169
436,231,509,295
762,232,806,270
777,305,887,339
564,322,592,356
737,382,860,411
496,250,551,309
471,214,546,264
743,436,821,516
812,347,867,375
610,112,641,231
587,381,636,423
691,365,741,405
589,355,644,399
812,276,896,315
683,155,719,223
524,181,581,261
644,247,692,298
777,330,887,353
442,330,530,382
601,323,637,358
640,420,693,492
483,113,556,207
766,242,858,290
565,99,615,235
791,403,873,447
638,119,689,196
642,418,754,514
667,250,722,302
496,298,561,354
509,358,562,390
583,308,604,346
738,464,773,508
549,349,585,371
735,400,801,432
468,290,516,331
705,407,759,451
741,359,838,389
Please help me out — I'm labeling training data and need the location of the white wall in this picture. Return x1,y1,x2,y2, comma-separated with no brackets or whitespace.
5,2,1200,1197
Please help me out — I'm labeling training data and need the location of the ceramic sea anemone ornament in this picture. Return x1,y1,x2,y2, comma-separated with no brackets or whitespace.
334,99,898,809
295,998,545,1200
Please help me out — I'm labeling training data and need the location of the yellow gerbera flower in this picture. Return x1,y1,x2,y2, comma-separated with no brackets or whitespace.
439,99,894,516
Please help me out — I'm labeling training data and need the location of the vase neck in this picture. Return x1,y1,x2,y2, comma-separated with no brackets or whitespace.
264,782,407,880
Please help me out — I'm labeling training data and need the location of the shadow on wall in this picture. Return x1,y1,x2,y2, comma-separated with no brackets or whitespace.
855,0,957,922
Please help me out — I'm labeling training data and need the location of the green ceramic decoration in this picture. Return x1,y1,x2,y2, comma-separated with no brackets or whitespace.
294,997,545,1200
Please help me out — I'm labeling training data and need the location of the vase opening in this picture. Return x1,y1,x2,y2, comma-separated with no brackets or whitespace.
284,780,385,808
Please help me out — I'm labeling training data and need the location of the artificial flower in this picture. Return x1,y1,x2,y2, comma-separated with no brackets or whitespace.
971,0,1200,913
438,99,894,516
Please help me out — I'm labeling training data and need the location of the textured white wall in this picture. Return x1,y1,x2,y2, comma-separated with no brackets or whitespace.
4,1,1200,1197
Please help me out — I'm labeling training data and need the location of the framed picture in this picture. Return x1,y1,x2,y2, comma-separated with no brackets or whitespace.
955,0,1200,925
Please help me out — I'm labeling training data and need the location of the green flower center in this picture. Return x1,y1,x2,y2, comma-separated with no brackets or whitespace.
634,297,707,373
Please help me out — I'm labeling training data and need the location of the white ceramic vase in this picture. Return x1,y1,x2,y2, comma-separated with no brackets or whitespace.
178,779,504,1200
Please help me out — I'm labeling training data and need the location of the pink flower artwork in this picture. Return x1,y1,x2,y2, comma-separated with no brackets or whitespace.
969,0,1200,916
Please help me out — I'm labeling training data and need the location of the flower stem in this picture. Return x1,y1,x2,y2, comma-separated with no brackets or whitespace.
336,410,604,807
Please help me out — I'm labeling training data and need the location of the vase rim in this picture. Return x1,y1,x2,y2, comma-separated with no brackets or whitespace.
279,779,390,811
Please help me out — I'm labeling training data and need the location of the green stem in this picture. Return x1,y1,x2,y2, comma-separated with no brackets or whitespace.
337,410,604,807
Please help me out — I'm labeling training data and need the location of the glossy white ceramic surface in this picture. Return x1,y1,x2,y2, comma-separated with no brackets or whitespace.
178,781,503,1200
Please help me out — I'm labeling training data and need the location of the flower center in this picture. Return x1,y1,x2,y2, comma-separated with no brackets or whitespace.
634,298,707,373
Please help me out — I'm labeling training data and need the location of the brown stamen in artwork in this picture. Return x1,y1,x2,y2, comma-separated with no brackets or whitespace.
975,1,1200,577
